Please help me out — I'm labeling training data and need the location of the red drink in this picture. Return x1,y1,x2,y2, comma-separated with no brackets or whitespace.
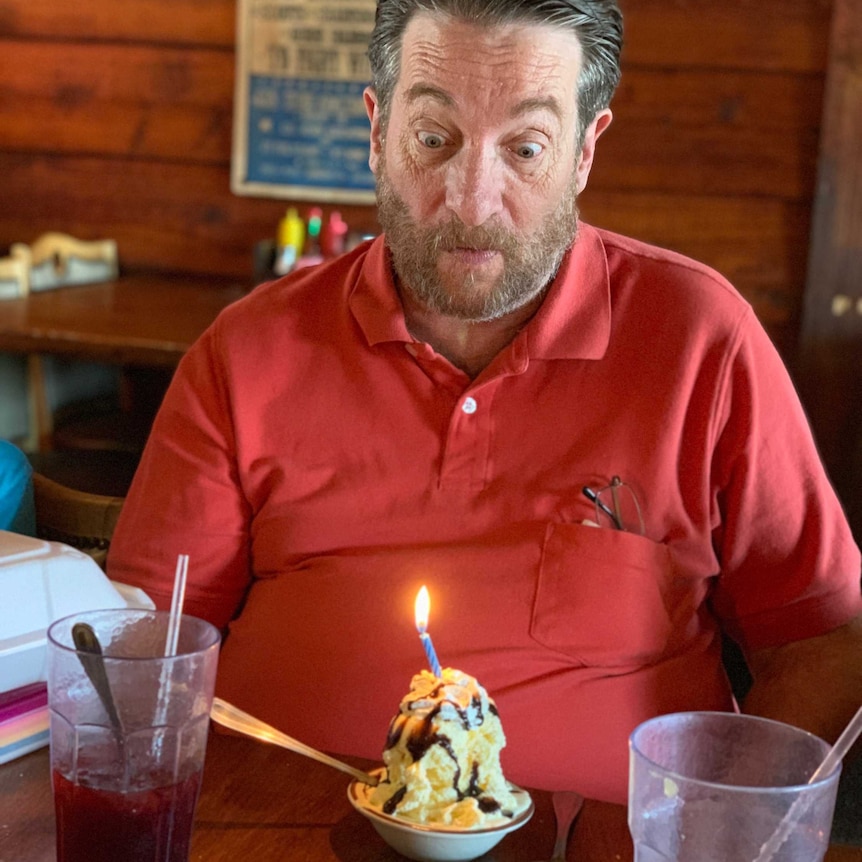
53,768,202,862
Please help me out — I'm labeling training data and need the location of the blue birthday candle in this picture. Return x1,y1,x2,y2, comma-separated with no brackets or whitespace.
414,586,443,678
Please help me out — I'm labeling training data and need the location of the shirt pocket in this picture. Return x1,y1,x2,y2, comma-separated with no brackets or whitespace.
530,522,698,668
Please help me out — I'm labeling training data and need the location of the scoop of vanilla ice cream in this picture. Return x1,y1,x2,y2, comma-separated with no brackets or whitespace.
370,668,522,827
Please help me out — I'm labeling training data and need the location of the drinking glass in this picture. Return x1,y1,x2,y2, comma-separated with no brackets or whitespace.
48,608,220,862
628,711,840,862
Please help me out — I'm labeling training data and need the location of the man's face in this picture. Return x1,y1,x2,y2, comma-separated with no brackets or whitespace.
364,14,611,322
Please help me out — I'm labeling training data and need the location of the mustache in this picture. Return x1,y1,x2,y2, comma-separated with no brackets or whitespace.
426,219,518,255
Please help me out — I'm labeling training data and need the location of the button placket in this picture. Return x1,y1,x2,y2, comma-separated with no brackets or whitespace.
438,385,495,490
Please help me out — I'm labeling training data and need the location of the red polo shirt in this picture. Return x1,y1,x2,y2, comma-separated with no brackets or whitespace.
108,226,861,803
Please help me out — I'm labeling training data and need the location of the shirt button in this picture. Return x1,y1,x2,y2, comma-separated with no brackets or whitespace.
461,397,478,414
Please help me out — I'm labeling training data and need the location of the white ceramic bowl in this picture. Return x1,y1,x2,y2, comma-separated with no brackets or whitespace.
347,772,534,862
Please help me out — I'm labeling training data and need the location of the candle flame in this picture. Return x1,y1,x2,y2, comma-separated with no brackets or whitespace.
414,585,431,632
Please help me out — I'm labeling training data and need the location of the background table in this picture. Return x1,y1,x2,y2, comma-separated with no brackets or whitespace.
0,272,248,368
1,732,860,861
0,272,249,484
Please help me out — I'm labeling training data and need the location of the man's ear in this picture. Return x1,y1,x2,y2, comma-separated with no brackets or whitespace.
575,108,613,194
364,86,382,175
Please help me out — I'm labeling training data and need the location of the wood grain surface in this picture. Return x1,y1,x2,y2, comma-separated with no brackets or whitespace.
1,731,859,862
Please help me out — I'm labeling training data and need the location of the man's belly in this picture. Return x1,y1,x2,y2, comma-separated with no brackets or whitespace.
215,521,731,804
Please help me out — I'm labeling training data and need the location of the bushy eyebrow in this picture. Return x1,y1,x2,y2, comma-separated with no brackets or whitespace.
405,84,455,107
404,86,562,122
511,96,563,122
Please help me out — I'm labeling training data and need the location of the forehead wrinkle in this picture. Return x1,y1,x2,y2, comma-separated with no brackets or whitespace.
396,16,581,129
403,22,568,93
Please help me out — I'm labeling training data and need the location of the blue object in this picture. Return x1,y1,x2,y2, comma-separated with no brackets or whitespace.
0,441,35,536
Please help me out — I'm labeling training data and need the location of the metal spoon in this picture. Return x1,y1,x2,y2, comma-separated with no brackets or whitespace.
210,697,379,786
72,622,123,731
533,791,584,862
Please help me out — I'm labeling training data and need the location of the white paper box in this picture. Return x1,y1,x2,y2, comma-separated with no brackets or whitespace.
0,530,154,694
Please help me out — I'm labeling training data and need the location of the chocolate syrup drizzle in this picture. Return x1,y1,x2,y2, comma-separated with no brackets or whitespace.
381,683,509,818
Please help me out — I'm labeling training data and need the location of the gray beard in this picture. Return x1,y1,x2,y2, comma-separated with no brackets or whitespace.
375,159,580,322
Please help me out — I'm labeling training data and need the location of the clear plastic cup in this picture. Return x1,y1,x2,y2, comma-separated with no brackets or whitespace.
48,609,220,862
628,711,841,862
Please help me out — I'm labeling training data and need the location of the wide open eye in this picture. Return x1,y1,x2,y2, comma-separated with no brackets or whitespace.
512,141,543,160
418,131,447,149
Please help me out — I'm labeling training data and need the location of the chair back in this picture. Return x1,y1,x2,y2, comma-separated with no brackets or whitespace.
31,472,124,570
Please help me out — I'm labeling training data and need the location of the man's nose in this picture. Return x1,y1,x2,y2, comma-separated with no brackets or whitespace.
444,146,504,227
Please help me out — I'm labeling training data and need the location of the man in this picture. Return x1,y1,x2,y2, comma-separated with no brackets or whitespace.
108,0,861,803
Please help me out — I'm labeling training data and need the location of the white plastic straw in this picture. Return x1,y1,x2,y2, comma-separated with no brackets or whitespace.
807,703,862,784
164,553,189,657
154,554,189,731
753,703,862,862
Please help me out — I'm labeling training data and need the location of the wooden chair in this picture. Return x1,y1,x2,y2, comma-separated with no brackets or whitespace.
31,472,124,570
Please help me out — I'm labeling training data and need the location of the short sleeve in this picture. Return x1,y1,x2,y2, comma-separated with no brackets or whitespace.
107,323,254,630
708,309,861,651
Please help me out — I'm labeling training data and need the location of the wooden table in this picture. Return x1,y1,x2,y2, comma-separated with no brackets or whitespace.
0,272,249,368
1,733,860,862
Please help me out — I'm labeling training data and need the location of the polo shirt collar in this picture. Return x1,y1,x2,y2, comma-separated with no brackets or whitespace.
523,223,611,360
349,223,611,361
348,236,412,346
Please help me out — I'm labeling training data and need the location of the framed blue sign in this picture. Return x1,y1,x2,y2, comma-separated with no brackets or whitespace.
231,0,377,203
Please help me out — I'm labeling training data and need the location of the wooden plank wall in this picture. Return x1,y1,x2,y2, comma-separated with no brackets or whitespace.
0,0,832,360
797,0,862,540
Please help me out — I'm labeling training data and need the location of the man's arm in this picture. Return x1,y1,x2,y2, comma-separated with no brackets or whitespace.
743,614,862,751
107,325,253,632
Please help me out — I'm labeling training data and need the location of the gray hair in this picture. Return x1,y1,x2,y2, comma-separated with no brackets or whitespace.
368,0,623,145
